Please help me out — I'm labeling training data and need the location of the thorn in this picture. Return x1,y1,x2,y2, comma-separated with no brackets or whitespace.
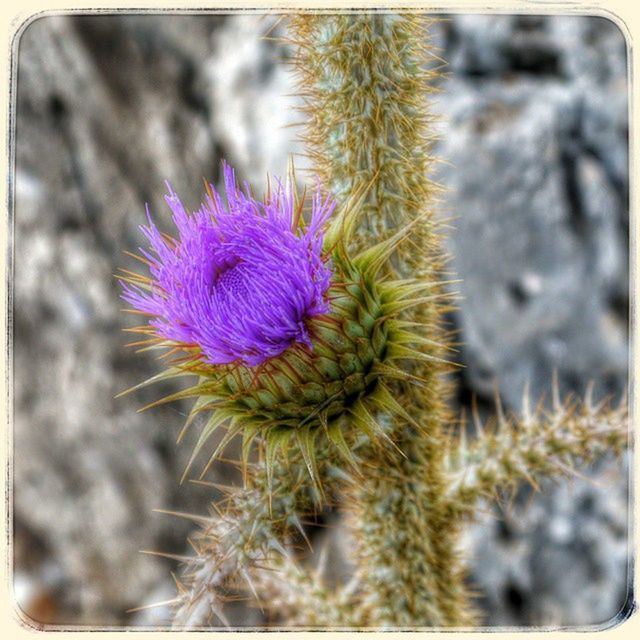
240,568,264,612
139,549,193,563
585,380,595,411
554,459,591,482
493,381,506,427
188,479,240,495
210,604,231,628
459,408,467,453
208,500,226,520
520,466,541,492
522,380,533,428
290,514,313,552
126,597,181,614
618,383,629,409
471,395,484,438
315,542,330,580
151,508,213,526
552,369,561,412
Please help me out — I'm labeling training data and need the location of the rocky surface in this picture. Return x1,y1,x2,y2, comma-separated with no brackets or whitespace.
463,452,631,628
433,15,629,412
12,13,630,629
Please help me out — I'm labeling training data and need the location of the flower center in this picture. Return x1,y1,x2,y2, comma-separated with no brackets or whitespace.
217,264,249,297
212,258,250,298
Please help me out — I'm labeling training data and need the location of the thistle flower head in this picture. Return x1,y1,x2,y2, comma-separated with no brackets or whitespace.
122,162,334,367
120,163,446,490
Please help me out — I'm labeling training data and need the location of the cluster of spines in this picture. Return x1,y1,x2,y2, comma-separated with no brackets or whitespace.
252,547,368,628
167,453,330,627
442,381,630,517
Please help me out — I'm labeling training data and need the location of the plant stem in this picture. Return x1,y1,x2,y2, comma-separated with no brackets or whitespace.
290,13,475,627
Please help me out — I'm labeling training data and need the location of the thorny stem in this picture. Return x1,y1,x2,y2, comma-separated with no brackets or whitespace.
442,387,630,518
171,450,339,627
290,14,474,626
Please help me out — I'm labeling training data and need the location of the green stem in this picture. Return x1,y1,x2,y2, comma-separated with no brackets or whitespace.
290,14,474,627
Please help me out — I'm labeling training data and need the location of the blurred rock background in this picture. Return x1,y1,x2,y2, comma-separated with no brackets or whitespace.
12,13,630,629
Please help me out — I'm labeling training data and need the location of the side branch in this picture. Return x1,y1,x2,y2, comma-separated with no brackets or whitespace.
171,454,342,628
442,387,629,517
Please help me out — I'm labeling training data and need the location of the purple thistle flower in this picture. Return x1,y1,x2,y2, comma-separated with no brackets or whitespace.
122,162,335,367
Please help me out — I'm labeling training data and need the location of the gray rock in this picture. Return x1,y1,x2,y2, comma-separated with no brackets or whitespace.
432,75,628,408
462,452,630,628
206,15,309,187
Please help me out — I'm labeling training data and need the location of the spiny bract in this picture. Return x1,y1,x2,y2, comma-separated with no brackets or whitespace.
119,162,444,488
